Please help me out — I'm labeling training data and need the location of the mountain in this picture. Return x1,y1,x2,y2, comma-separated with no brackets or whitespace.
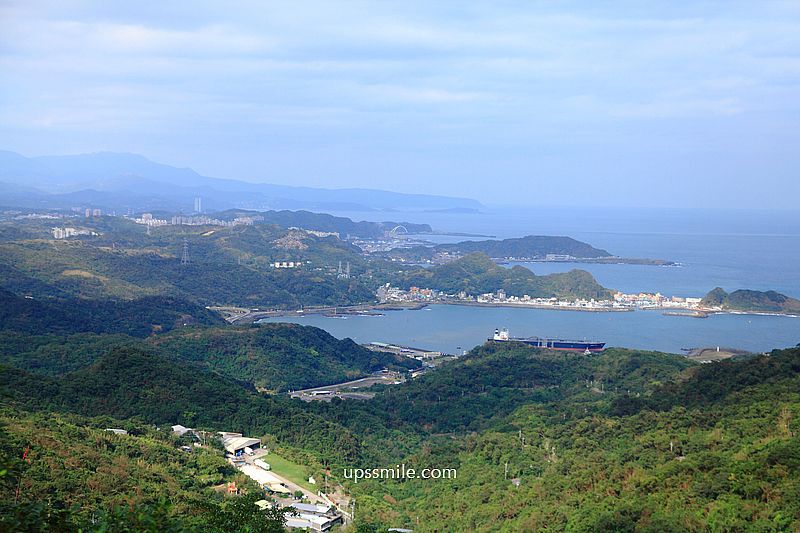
0,347,363,462
217,209,432,238
0,220,376,307
701,287,800,313
394,252,612,299
381,234,613,262
0,150,482,212
0,288,223,337
435,235,612,259
150,323,421,392
320,342,800,531
0,410,289,531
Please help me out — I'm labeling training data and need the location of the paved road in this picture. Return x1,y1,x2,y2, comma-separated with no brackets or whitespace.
239,450,324,504
288,372,403,401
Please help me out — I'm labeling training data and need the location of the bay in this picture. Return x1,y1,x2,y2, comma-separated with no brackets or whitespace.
259,304,800,355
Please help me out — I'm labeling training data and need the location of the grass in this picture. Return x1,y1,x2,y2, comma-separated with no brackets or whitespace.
262,452,317,492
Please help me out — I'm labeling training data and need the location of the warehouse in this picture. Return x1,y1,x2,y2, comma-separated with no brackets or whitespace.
222,435,261,456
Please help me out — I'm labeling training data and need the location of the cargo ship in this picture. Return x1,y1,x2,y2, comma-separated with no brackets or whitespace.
490,328,605,353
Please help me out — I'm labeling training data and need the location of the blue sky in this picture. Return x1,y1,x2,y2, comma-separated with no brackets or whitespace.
1,1,799,207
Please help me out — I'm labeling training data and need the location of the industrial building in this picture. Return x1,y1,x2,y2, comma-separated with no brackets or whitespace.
285,502,343,532
222,435,261,456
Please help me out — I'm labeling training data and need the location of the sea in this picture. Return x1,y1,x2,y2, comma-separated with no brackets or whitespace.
260,206,800,354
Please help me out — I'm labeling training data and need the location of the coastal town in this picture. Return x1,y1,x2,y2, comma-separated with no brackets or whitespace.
376,283,708,314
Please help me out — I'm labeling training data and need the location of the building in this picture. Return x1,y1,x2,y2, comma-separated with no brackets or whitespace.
284,502,343,532
171,424,192,437
222,435,261,456
194,196,202,213
273,261,301,269
52,227,98,239
257,499,343,530
240,465,290,495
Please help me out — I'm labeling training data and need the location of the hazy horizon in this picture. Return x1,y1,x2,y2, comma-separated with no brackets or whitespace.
2,1,800,208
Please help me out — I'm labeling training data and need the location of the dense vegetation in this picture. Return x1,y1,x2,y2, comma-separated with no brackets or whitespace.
151,323,420,392
2,212,798,531
0,288,222,337
0,346,364,464
0,318,419,391
0,410,289,531
0,216,615,309
1,293,799,530
217,209,432,238
385,234,612,262
0,220,375,307
702,287,800,313
324,343,800,532
393,252,612,299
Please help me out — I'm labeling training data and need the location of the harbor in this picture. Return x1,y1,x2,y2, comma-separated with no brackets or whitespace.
258,302,800,355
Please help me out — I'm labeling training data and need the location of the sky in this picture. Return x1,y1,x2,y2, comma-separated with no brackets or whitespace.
1,1,799,208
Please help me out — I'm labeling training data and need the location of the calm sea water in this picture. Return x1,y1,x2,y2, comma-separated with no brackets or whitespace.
336,206,800,298
260,305,800,355
279,206,800,353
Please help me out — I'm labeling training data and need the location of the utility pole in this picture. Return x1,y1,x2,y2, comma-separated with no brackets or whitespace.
181,239,189,265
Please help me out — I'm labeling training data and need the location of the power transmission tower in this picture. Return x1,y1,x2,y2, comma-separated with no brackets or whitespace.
181,239,189,265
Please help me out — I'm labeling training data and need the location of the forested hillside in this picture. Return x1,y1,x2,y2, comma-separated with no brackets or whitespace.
393,252,612,299
151,323,420,392
0,347,363,463
0,411,289,531
702,287,800,314
327,343,800,531
0,288,222,337
0,219,375,307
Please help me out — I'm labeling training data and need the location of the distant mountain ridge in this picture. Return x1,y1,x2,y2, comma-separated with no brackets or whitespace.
0,150,482,213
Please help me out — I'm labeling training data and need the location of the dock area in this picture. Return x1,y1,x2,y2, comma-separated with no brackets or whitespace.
364,341,446,360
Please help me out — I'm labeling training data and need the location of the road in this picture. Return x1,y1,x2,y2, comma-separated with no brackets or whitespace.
288,372,403,401
238,449,325,504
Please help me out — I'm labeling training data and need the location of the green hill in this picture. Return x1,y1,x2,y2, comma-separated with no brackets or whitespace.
0,220,374,307
0,347,363,463
437,234,611,259
381,234,612,262
395,252,612,299
151,323,420,392
0,288,223,337
702,287,800,313
0,410,291,531
216,209,432,238
308,342,800,531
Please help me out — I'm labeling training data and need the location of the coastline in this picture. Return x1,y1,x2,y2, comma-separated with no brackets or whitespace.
228,300,800,323
436,301,632,313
